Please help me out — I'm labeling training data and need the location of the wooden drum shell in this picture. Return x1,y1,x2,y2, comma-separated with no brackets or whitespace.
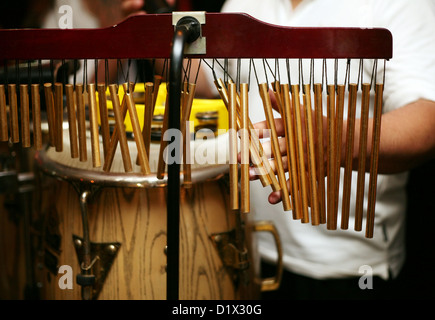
33,139,261,300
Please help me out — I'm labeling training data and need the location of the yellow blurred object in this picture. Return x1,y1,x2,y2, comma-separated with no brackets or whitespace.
97,83,228,136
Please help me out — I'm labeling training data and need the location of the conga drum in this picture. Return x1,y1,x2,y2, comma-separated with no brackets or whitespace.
33,131,282,300
0,142,38,300
0,174,28,300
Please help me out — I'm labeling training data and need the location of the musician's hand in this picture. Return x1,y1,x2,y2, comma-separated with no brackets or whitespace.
121,0,145,16
248,104,328,206
250,118,289,177
248,118,291,205
121,0,176,16
249,87,290,179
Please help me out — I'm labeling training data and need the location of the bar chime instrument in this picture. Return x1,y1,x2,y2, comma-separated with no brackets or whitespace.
0,12,392,299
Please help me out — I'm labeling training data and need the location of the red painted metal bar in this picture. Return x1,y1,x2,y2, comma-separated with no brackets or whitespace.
0,13,392,60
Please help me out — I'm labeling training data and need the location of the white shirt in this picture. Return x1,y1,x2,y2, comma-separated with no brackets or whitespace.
215,0,435,280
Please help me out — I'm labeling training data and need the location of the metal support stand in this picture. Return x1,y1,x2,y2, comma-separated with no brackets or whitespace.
166,14,202,301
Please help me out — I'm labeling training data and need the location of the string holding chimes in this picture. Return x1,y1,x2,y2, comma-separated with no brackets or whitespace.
0,64,387,238
0,13,392,248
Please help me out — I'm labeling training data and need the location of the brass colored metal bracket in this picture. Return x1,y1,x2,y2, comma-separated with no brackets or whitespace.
73,234,121,300
252,221,283,292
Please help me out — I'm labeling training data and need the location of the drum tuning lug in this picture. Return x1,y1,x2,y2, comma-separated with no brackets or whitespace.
106,244,117,255
74,238,82,248
72,234,121,300
210,229,250,290
76,274,96,287
210,229,250,271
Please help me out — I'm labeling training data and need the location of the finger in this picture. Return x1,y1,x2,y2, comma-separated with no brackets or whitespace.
253,117,286,138
249,155,289,181
255,136,288,159
268,177,292,205
121,0,145,15
268,189,283,205
269,88,280,112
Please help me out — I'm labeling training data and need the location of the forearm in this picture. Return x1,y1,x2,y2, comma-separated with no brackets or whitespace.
348,99,435,174
250,97,435,204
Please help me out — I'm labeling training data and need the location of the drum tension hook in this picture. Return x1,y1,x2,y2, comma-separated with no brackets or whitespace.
71,186,121,300
73,234,121,300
